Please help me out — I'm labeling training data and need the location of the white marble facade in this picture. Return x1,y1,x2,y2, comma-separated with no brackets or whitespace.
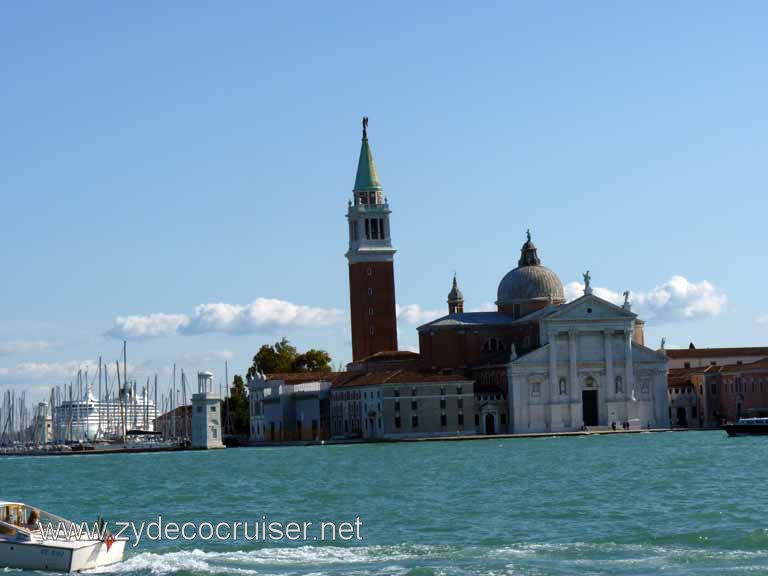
508,293,670,432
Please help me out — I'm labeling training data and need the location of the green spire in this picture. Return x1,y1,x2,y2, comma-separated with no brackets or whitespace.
353,117,382,192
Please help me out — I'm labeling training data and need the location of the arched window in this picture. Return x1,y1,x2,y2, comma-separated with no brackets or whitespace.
559,378,567,395
615,376,623,393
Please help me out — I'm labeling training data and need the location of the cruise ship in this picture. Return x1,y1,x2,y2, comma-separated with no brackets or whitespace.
53,385,157,442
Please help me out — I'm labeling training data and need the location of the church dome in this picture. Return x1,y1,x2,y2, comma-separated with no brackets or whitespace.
496,231,565,306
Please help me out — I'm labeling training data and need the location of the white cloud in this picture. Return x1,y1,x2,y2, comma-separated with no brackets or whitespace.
396,304,444,326
565,275,727,323
107,313,189,340
470,302,496,312
756,314,768,326
107,298,342,340
0,340,59,356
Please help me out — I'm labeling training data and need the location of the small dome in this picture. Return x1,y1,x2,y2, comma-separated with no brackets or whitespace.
496,231,565,306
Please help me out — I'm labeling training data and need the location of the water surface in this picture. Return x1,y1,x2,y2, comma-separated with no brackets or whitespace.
3,431,766,575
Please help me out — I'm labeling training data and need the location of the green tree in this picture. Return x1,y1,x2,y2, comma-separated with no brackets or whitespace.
247,338,332,377
227,374,249,435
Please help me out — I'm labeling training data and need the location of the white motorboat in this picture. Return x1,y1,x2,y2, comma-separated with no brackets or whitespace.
0,501,125,572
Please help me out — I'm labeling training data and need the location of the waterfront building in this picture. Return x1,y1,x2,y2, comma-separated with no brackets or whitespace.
702,358,768,424
153,405,192,439
667,368,706,428
191,372,224,449
417,238,669,432
247,372,331,442
665,344,768,369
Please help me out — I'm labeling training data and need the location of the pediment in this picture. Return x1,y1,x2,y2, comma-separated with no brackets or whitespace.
546,293,636,322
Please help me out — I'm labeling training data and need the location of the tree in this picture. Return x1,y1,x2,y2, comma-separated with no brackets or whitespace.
227,374,249,435
247,338,332,377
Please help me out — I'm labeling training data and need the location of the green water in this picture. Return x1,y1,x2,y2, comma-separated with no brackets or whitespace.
3,431,768,575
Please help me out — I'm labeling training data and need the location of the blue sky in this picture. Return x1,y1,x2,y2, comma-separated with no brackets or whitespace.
1,1,766,398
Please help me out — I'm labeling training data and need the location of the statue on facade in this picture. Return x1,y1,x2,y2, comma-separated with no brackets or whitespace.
526,228,532,243
660,337,666,350
362,116,369,138
583,270,592,295
623,290,630,306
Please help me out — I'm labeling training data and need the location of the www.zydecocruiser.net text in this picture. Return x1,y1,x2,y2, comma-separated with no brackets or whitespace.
40,517,364,547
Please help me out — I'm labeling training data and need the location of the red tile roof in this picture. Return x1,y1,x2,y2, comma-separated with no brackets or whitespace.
666,347,768,359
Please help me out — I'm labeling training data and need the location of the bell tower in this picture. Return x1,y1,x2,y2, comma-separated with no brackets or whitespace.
346,118,398,361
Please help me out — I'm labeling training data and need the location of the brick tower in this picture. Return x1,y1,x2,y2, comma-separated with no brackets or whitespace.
346,117,398,361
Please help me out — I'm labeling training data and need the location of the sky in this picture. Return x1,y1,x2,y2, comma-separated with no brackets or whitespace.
1,1,766,400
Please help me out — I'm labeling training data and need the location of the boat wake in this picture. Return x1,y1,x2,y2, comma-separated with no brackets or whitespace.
86,545,448,575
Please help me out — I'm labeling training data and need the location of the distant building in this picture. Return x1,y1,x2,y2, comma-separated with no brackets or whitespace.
667,368,706,428
703,358,768,424
153,405,192,439
666,344,768,370
330,372,475,440
248,372,331,442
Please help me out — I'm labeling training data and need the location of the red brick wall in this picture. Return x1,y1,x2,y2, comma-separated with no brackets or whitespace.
419,322,540,370
349,261,398,361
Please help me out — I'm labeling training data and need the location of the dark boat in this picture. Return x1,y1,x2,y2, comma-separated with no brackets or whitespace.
724,417,768,436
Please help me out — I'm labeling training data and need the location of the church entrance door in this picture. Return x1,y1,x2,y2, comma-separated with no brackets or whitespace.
484,413,495,435
582,390,599,427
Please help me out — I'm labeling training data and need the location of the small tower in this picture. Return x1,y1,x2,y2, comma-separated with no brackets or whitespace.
191,371,224,449
346,117,398,361
447,274,464,314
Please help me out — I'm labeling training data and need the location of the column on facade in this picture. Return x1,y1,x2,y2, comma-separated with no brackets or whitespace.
604,330,614,398
568,329,578,427
624,328,634,420
548,331,557,431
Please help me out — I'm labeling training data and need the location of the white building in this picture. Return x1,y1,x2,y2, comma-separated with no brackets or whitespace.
191,372,224,449
508,291,669,432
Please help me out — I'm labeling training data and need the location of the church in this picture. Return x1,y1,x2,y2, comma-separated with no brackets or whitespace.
248,119,669,442
342,118,669,434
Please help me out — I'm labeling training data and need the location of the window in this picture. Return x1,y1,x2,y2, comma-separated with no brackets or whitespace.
440,397,446,409
210,406,217,412
379,218,386,238
475,414,480,426
369,325,375,336
371,218,379,239
367,287,373,296
411,400,418,410
684,362,691,369
395,416,401,428
458,413,464,426
394,389,400,397
411,415,419,428
411,387,417,396
365,219,370,239
531,382,541,398
641,379,649,394
500,414,507,425
615,376,623,394
366,266,373,277
559,377,567,395
441,414,447,427
368,307,374,316
196,406,203,413
457,386,463,396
